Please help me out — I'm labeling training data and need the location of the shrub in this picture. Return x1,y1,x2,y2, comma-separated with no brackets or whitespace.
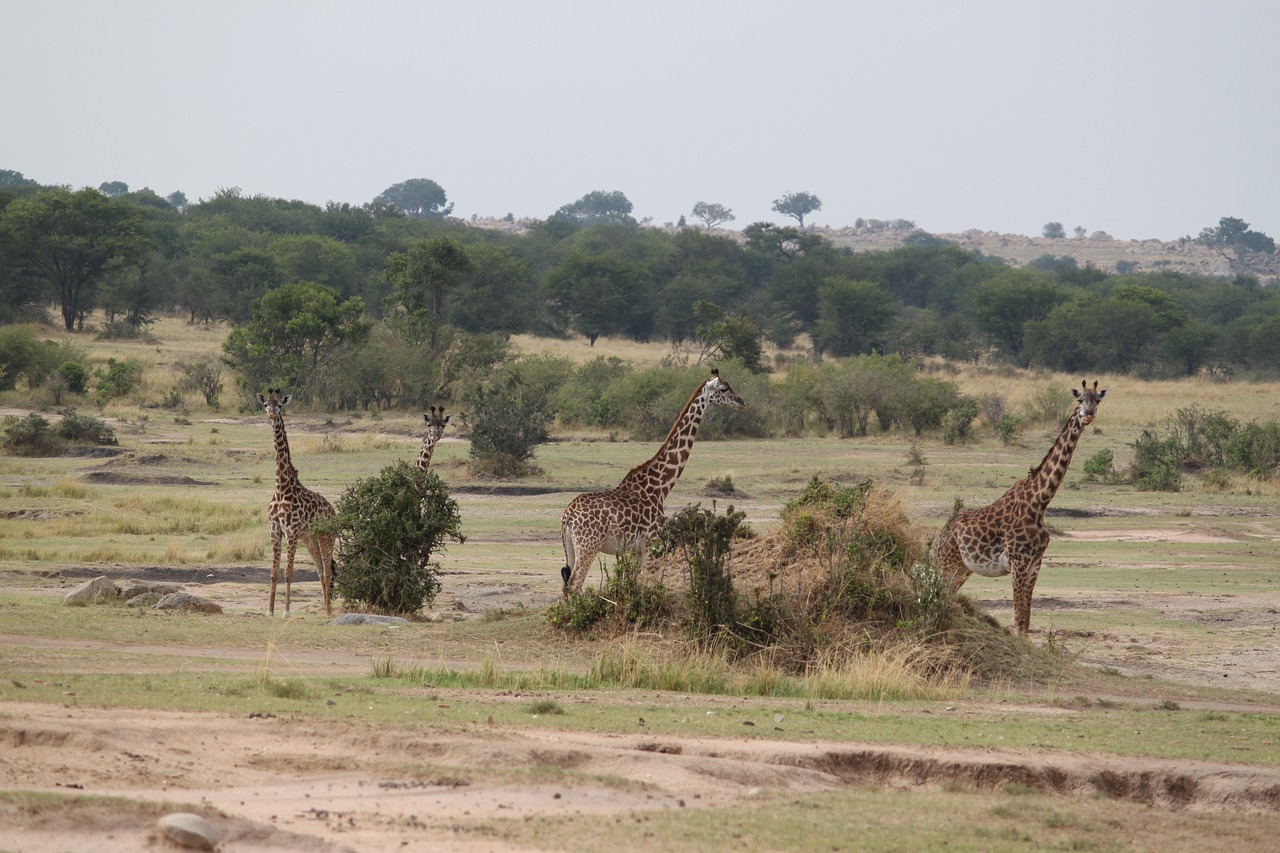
2,413,63,456
56,409,117,445
94,358,144,403
941,401,978,445
319,461,464,615
546,553,668,633
58,361,89,394
1130,430,1182,492
653,503,747,642
463,371,554,476
1024,384,1073,424
1081,448,1115,483
176,359,224,407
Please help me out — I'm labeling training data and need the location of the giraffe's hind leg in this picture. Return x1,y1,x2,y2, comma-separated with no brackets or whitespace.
1011,556,1043,637
304,533,333,615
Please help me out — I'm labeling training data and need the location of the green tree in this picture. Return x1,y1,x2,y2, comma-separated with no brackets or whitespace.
812,278,897,357
222,281,370,402
269,234,357,296
1042,222,1066,239
1197,216,1276,271
772,191,822,227
373,178,453,219
385,236,473,351
2,187,153,330
98,181,129,197
552,190,635,225
691,201,735,229
691,302,766,373
544,251,649,345
966,270,1065,358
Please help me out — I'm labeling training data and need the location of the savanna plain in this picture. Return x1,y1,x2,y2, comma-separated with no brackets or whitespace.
2,317,1280,853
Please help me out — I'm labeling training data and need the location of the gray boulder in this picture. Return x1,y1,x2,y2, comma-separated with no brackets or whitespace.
157,811,220,850
153,592,222,613
62,576,119,605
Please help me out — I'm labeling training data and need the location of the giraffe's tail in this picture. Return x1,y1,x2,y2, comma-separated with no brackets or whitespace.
560,565,571,599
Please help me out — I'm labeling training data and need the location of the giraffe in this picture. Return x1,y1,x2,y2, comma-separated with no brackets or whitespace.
560,369,747,598
935,379,1107,637
257,389,337,616
416,406,450,472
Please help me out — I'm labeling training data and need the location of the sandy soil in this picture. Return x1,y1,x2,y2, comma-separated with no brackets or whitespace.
6,698,1280,853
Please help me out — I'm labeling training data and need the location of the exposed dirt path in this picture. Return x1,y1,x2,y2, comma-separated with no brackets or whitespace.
5,701,1280,853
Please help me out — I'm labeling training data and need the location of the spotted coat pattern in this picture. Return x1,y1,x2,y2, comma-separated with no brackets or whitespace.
416,406,450,473
258,389,337,616
560,371,747,597
935,380,1107,636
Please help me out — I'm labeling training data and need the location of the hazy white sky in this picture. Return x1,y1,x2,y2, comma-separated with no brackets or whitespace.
4,1,1277,241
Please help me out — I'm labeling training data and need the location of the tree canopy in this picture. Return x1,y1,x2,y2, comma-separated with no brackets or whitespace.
772,191,822,227
374,178,453,219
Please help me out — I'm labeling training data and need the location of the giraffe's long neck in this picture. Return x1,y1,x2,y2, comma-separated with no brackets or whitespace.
416,436,439,472
270,414,299,490
1023,413,1086,512
624,383,711,504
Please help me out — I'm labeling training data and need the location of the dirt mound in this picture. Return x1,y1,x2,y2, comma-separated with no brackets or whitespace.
82,471,215,486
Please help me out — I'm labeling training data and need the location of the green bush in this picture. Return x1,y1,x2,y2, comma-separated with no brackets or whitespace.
546,553,668,633
0,326,77,392
2,413,63,456
463,371,554,476
1130,430,1183,492
58,361,89,394
319,461,464,615
653,503,747,642
56,409,117,445
941,401,978,445
94,358,144,402
1081,448,1115,483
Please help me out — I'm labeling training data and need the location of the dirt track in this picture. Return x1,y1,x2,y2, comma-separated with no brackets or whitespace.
6,698,1280,853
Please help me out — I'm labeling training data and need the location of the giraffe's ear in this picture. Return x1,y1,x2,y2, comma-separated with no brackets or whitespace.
279,394,292,407
1098,389,1108,398
255,393,267,407
1071,388,1081,400
442,414,451,425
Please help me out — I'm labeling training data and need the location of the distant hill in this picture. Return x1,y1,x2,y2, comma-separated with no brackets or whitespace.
468,217,1278,282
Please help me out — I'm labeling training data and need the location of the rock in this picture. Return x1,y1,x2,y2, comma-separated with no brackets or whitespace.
126,592,164,608
157,811,220,850
153,592,222,613
62,576,119,605
330,613,409,627
118,580,182,600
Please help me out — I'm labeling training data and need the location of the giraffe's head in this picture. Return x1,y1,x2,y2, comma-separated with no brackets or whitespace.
1071,380,1107,426
256,388,291,421
424,406,451,442
704,369,747,411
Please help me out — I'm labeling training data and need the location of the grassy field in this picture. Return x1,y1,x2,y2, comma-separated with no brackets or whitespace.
2,314,1280,851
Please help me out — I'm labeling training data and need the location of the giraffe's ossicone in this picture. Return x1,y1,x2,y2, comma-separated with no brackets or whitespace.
560,370,747,598
258,388,337,616
935,379,1107,637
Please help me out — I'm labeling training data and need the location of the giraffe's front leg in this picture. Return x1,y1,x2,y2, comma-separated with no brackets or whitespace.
1010,556,1043,637
269,530,283,616
284,538,298,616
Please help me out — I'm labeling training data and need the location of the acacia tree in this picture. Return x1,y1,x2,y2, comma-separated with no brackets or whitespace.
691,201,735,230
771,191,822,227
552,190,634,224
373,178,453,219
1197,216,1276,271
2,187,153,330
